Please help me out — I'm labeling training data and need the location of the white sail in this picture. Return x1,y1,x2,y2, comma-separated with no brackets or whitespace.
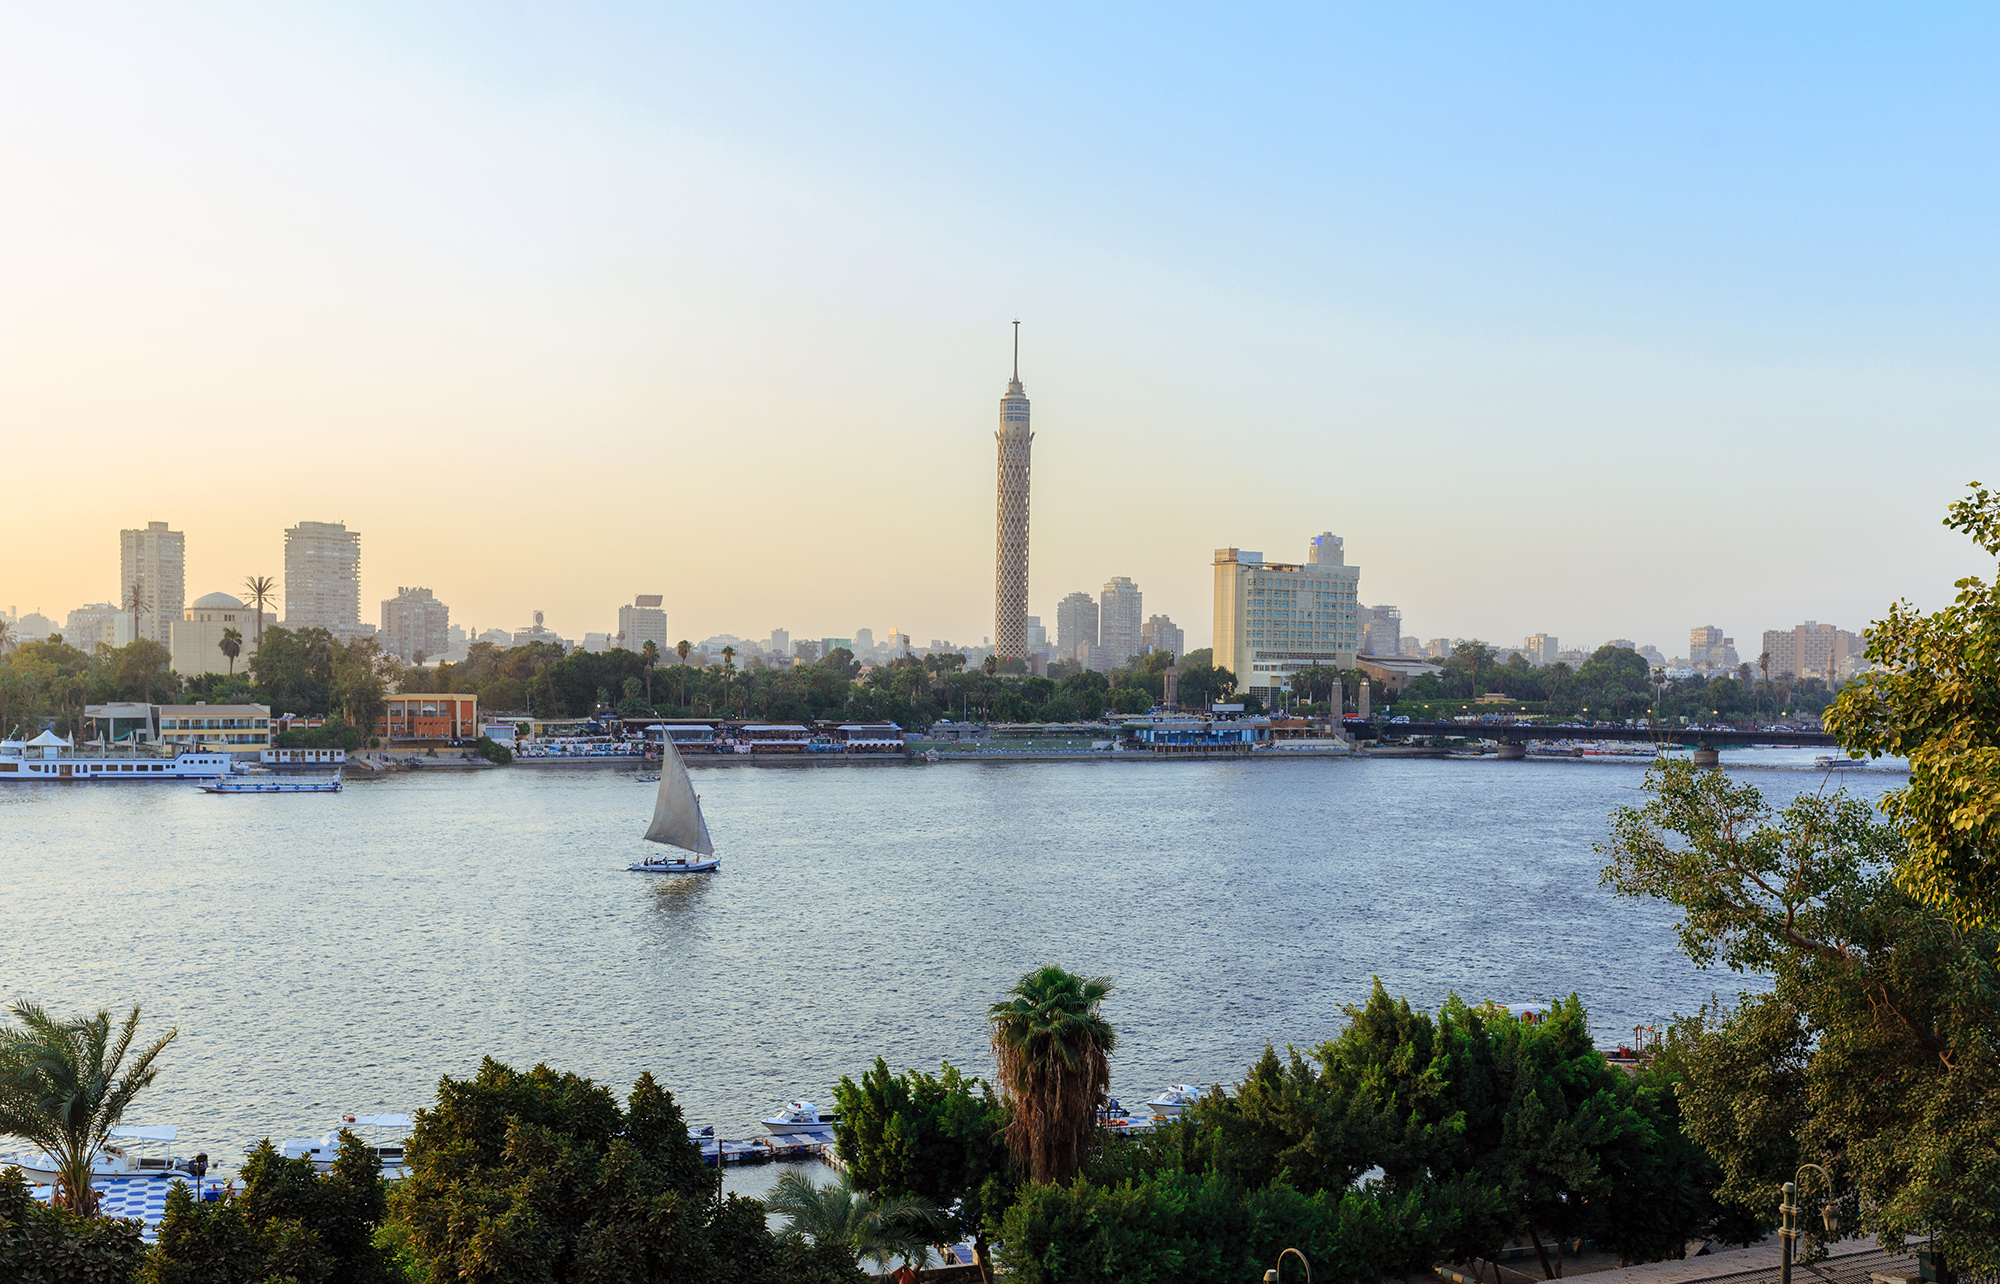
643,736,714,855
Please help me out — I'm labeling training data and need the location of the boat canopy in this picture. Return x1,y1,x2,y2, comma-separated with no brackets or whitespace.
26,730,70,748
108,1125,179,1141
351,1113,412,1128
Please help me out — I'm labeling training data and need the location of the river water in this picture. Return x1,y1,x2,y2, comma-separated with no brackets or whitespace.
0,750,1901,1176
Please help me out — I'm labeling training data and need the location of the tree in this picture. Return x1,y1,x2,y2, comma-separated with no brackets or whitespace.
0,1000,177,1214
0,1166,147,1281
124,582,150,653
764,1169,942,1279
1600,758,2000,1272
243,575,277,653
677,639,691,705
218,626,243,676
148,1128,391,1284
987,966,1115,1186
833,1058,1011,1280
0,617,14,654
642,639,660,705
1826,482,2000,932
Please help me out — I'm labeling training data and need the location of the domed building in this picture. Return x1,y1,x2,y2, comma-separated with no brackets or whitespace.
169,591,273,678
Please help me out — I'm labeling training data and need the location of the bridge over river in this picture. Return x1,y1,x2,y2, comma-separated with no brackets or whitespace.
1368,720,1841,767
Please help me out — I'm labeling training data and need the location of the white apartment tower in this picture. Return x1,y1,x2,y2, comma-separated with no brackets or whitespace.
1099,577,1144,667
1213,532,1362,699
994,324,1032,659
381,587,450,663
283,521,363,634
618,595,670,654
119,521,185,646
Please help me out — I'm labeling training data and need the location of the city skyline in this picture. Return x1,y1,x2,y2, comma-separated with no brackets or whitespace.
1,7,1994,649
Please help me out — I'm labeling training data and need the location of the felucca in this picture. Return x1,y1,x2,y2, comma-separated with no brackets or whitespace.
629,733,719,873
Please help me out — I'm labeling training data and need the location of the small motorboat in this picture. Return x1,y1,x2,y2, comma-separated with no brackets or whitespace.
1814,754,1861,771
1143,1085,1201,1117
0,1125,187,1182
265,1113,413,1176
760,1100,839,1135
203,773,342,794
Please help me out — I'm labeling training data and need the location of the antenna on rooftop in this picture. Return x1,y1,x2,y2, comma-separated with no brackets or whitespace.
1012,319,1020,381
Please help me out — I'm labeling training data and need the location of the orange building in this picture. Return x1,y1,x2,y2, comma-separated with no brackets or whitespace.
377,693,479,742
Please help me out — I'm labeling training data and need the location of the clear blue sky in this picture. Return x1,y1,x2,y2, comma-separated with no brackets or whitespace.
2,3,1994,653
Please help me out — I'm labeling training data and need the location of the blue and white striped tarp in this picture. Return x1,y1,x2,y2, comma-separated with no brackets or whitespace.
28,1176,203,1240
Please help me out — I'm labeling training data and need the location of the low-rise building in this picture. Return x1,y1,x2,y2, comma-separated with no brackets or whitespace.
67,603,134,649
376,693,479,742
156,704,273,756
1355,655,1443,694
170,592,269,677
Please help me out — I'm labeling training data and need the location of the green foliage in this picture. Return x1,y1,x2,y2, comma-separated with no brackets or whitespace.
1827,481,2000,932
0,1001,177,1215
473,735,512,765
995,1169,1475,1284
0,1165,149,1284
1601,758,2000,1271
832,1058,1011,1258
762,1169,940,1277
391,1057,831,1284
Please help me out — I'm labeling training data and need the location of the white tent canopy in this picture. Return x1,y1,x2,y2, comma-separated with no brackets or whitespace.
350,1114,412,1128
108,1125,178,1141
26,730,70,748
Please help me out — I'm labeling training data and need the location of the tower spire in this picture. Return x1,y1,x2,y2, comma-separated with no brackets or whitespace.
1012,319,1019,381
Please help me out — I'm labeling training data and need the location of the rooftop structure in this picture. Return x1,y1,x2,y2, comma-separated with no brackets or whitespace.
171,592,270,678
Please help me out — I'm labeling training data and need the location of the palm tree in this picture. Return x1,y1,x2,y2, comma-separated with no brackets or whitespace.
219,627,243,676
0,617,13,654
123,582,150,648
243,575,277,652
0,1001,178,1214
988,965,1116,1185
765,1168,942,1279
676,640,691,707
641,640,659,705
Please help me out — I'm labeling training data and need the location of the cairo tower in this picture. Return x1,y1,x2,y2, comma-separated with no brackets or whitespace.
994,323,1032,659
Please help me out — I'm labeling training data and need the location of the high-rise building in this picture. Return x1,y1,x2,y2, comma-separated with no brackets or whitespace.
1761,621,1864,683
994,324,1032,658
1690,625,1727,671
1524,634,1559,667
283,521,362,635
1056,592,1098,658
1140,613,1184,658
769,628,790,658
618,595,669,654
119,521,185,646
1099,577,1143,667
381,587,450,663
854,628,875,652
1213,534,1362,700
1362,604,1402,656
1024,616,1048,648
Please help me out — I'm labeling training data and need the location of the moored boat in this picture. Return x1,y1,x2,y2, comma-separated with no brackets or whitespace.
760,1100,838,1135
1143,1085,1201,1117
1,733,237,782
203,772,342,794
0,1125,188,1182
266,1113,413,1176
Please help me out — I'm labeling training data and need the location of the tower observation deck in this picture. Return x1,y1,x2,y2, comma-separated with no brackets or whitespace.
995,323,1032,659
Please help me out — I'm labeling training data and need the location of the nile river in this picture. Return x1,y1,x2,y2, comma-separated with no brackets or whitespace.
0,751,1899,1175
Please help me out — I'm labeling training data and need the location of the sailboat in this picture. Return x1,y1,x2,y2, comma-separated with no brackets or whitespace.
629,734,720,873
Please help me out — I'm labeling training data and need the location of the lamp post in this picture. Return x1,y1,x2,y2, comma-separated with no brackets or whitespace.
1264,1247,1311,1284
1778,1164,1838,1284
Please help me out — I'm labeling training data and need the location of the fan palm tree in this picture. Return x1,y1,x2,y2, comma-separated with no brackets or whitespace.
218,627,243,676
242,575,277,653
0,1001,178,1214
765,1168,942,1279
988,965,1116,1185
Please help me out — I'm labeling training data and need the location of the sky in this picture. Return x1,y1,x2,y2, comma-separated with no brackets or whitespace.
3,3,1996,656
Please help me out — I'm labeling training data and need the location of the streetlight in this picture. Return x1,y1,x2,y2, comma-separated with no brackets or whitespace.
1778,1165,1839,1284
1264,1247,1311,1284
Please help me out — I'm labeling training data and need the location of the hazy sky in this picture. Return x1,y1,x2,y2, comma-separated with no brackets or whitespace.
4,4,1995,655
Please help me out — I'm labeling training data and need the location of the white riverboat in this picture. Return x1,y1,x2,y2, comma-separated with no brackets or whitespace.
0,733,237,782
0,1125,188,1182
1143,1085,1201,1117
203,772,342,794
267,1113,413,1176
629,734,720,873
760,1100,838,1135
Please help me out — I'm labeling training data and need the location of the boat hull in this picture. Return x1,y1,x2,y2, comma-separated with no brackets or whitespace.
629,859,719,874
